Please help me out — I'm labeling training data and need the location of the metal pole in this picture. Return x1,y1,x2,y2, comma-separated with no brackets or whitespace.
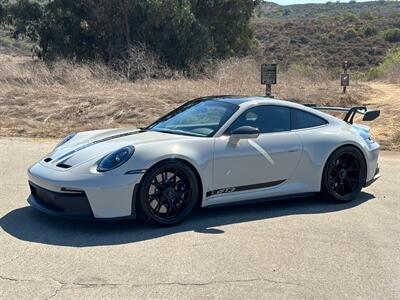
266,84,272,97
343,61,348,94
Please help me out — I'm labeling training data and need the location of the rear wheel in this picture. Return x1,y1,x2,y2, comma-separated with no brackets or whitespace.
138,161,199,226
321,146,367,202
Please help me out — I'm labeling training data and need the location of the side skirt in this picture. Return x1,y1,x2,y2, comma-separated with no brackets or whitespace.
206,179,286,198
204,192,316,209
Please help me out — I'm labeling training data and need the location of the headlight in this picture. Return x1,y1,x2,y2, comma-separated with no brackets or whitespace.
97,146,134,172
55,133,76,149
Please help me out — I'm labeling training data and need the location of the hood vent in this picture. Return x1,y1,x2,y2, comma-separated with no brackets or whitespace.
56,163,72,169
44,158,52,163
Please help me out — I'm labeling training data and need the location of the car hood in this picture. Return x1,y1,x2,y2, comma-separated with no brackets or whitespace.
40,128,190,170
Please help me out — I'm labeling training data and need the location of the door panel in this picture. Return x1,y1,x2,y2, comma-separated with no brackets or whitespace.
213,131,302,192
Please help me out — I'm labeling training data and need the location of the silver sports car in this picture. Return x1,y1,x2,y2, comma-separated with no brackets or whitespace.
27,96,380,226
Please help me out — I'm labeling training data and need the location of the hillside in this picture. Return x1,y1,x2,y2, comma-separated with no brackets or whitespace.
255,1,400,69
257,1,400,19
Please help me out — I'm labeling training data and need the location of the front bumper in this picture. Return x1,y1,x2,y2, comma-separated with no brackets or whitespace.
364,165,381,187
28,162,143,219
28,181,95,219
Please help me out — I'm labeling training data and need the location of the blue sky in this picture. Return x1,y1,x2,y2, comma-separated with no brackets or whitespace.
273,0,373,4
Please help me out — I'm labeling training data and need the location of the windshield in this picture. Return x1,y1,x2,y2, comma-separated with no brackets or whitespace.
147,100,239,137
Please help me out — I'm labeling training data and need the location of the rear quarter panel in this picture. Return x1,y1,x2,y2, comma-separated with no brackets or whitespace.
293,121,372,192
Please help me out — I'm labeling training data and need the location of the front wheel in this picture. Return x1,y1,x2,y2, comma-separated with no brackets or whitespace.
321,146,367,202
137,161,199,226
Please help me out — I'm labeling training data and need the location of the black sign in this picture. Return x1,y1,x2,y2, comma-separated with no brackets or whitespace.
261,64,277,85
341,74,350,87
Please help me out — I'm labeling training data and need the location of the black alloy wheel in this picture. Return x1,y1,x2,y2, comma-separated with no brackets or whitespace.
322,146,367,202
138,161,199,226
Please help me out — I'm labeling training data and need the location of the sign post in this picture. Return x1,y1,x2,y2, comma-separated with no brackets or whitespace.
341,61,350,94
261,64,277,98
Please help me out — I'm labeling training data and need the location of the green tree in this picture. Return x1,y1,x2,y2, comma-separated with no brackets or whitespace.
191,0,259,59
5,0,41,38
4,0,259,70
0,1,4,22
0,0,9,27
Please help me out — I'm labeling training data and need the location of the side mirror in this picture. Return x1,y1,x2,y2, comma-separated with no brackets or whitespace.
229,126,260,143
363,110,380,121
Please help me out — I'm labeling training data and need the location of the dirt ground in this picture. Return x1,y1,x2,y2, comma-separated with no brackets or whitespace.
362,82,400,151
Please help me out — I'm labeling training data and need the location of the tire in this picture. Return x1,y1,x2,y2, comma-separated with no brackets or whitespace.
321,146,367,202
137,161,199,226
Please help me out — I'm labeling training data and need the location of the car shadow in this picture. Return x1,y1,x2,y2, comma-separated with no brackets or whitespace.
0,192,375,247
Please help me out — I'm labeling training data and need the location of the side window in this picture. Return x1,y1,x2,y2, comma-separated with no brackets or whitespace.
292,109,327,129
227,106,291,134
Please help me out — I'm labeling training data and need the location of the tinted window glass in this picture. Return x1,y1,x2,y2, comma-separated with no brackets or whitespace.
148,100,238,137
228,106,291,134
292,109,327,129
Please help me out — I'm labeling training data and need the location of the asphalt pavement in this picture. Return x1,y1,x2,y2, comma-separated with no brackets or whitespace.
0,138,399,299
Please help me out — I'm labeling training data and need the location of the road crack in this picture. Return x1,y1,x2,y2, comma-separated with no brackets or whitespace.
0,274,302,299
0,274,301,288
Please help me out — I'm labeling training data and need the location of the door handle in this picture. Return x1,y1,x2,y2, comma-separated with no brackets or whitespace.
288,148,300,153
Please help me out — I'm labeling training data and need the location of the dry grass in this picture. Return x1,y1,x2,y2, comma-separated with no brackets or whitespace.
0,53,380,144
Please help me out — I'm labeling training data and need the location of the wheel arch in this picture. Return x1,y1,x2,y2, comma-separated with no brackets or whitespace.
321,143,367,189
134,157,204,213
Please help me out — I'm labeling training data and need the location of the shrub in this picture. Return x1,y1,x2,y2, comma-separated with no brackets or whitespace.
0,36,11,47
327,31,337,40
344,27,358,40
383,29,400,42
366,47,400,82
362,25,378,37
334,15,343,22
342,12,359,23
361,11,378,20
319,33,328,42
112,44,171,81
282,9,291,17
335,12,359,23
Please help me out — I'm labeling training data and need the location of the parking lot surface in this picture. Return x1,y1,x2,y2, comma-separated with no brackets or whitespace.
0,138,399,299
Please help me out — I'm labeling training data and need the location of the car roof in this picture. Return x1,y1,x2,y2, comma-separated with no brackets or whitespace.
203,95,306,109
201,95,342,124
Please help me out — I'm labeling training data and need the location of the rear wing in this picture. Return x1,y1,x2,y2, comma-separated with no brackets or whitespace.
304,104,380,124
